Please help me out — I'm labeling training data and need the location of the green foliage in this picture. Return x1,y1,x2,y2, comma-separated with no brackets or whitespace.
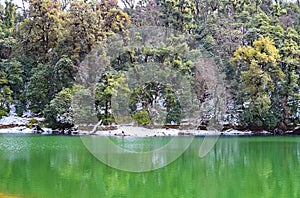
157,0,196,33
1,58,23,98
72,84,97,125
44,88,73,130
0,109,7,118
3,1,15,30
29,118,38,124
0,59,16,112
0,0,299,131
231,37,282,128
0,35,15,60
26,64,53,113
53,0,130,63
0,1,16,60
131,109,150,125
26,118,39,129
53,56,76,91
230,27,300,129
44,84,96,130
166,101,181,124
129,82,182,125
95,72,128,125
16,0,62,63
26,56,76,114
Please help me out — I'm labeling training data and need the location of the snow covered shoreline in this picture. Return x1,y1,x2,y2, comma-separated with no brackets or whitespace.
0,116,52,135
0,116,298,137
77,126,276,137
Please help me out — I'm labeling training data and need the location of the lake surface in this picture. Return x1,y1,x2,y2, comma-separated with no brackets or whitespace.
0,134,300,198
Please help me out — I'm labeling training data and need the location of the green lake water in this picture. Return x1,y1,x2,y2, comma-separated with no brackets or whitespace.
0,134,300,198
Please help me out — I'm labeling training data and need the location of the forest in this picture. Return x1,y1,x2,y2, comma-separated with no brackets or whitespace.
0,0,299,133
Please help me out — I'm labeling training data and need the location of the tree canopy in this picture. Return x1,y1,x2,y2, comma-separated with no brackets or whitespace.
0,0,299,132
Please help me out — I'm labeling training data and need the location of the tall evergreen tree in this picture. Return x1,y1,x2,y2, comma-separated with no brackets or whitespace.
15,0,62,63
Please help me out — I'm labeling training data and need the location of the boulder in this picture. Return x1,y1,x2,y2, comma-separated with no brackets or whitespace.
293,127,300,134
33,125,44,134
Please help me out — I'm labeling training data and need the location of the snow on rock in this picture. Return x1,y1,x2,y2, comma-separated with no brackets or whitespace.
38,128,53,135
259,130,272,135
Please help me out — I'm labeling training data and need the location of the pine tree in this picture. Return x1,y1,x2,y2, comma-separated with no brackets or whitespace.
26,64,54,113
2,58,23,98
231,37,283,128
95,72,128,125
44,87,73,132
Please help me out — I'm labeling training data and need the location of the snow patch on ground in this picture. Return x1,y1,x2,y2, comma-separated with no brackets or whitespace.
84,126,256,137
222,129,252,136
0,116,49,134
0,115,44,125
0,116,279,136
0,116,30,125
0,126,53,134
0,127,32,134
